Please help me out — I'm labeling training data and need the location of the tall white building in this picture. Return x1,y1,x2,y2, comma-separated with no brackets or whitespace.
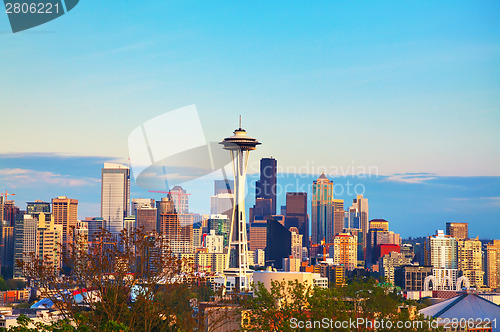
426,230,459,289
205,230,224,253
210,193,234,220
101,163,130,236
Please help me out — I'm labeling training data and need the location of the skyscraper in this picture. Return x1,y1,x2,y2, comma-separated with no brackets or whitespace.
131,198,155,217
332,199,344,239
284,192,309,248
170,185,189,214
214,179,234,195
486,240,500,289
136,204,157,233
0,195,4,225
52,196,78,254
26,201,51,215
369,219,389,232
210,193,234,220
37,213,63,272
220,123,260,290
311,174,333,245
101,163,130,236
256,157,277,215
457,238,484,287
446,222,468,240
351,195,369,251
425,230,458,289
332,233,357,271
265,219,291,270
249,197,272,223
13,214,37,278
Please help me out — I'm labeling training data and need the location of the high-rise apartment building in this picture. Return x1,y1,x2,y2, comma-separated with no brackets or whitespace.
101,163,130,236
205,230,224,253
426,230,458,269
394,265,433,291
446,222,468,240
379,251,413,285
486,240,500,289
74,220,88,254
343,228,364,262
457,238,483,287
136,205,157,233
248,221,267,251
332,233,357,271
311,174,334,245
51,196,78,254
37,213,63,272
284,192,309,248
256,158,277,215
426,230,459,289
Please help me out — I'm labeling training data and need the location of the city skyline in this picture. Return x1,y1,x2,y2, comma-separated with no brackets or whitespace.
1,152,499,239
1,1,499,328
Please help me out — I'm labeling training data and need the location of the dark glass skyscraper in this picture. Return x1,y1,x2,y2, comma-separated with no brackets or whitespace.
256,157,277,215
265,218,291,269
284,192,309,248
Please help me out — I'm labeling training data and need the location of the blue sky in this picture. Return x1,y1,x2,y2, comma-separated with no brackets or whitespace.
0,1,499,237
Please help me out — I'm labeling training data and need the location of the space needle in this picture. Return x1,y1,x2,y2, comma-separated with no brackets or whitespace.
220,117,261,291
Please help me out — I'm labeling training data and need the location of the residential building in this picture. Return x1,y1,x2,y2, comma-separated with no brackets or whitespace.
51,196,78,254
446,222,468,240
379,251,413,285
332,233,357,271
394,265,433,291
486,240,500,289
457,238,484,288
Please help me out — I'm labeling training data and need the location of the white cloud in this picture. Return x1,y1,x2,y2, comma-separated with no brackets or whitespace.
0,168,99,188
384,173,437,184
